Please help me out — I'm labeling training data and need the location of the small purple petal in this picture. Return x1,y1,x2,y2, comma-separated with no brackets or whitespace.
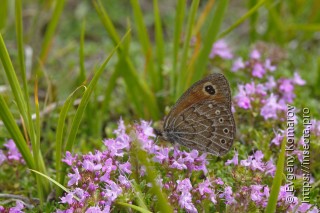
0,150,7,165
67,168,81,186
235,85,252,109
60,192,74,204
209,40,233,59
293,72,306,85
225,151,238,166
252,63,266,78
4,139,22,161
260,94,282,120
118,162,132,174
232,57,245,72
264,59,276,72
62,151,77,166
250,49,261,59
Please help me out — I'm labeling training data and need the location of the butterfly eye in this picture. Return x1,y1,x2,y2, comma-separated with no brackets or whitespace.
205,85,216,95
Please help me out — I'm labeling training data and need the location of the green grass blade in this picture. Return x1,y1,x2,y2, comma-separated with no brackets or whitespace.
153,0,164,91
15,0,28,97
265,134,286,212
218,0,267,39
175,0,199,99
0,34,29,139
31,169,70,193
0,96,35,169
288,24,320,31
130,179,149,211
171,0,186,98
14,0,38,152
194,0,216,35
248,0,259,42
130,0,151,55
130,0,158,91
55,86,86,192
92,0,121,48
264,1,284,43
0,0,8,30
117,202,152,213
77,19,86,85
14,0,41,169
38,0,66,67
34,77,45,203
15,1,50,198
191,0,229,84
93,1,160,119
57,31,130,194
131,136,173,213
64,32,129,151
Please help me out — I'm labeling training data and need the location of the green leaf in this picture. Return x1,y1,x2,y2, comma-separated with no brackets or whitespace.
117,202,152,213
55,85,86,192
57,30,131,195
176,0,200,99
190,0,229,84
265,133,286,212
0,96,35,169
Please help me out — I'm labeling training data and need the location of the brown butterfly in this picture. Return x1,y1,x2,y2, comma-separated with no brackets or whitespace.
156,73,236,156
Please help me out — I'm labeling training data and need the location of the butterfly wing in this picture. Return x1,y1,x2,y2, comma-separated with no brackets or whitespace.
165,100,235,155
163,73,235,156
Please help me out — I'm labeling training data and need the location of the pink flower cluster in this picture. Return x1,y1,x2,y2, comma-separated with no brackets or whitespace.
56,120,319,212
0,139,25,166
57,119,212,212
223,150,318,213
0,201,24,213
209,40,233,59
232,49,276,77
232,49,306,120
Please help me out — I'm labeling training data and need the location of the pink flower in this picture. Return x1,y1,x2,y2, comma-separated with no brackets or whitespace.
293,72,306,85
177,179,197,213
8,201,24,213
260,94,283,120
225,151,238,166
100,158,116,182
209,40,233,59
85,207,102,213
4,139,23,162
232,58,245,72
219,186,236,205
271,129,284,146
250,185,264,202
215,178,224,185
250,49,261,59
254,150,264,161
235,85,252,109
68,168,81,186
265,76,276,90
118,162,132,174
153,147,170,163
82,159,102,171
252,63,266,78
60,192,74,205
103,180,122,202
264,59,276,72
0,150,7,165
118,175,131,188
62,151,77,166
278,78,294,93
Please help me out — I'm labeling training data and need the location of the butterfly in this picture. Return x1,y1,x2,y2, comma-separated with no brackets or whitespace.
155,73,236,156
